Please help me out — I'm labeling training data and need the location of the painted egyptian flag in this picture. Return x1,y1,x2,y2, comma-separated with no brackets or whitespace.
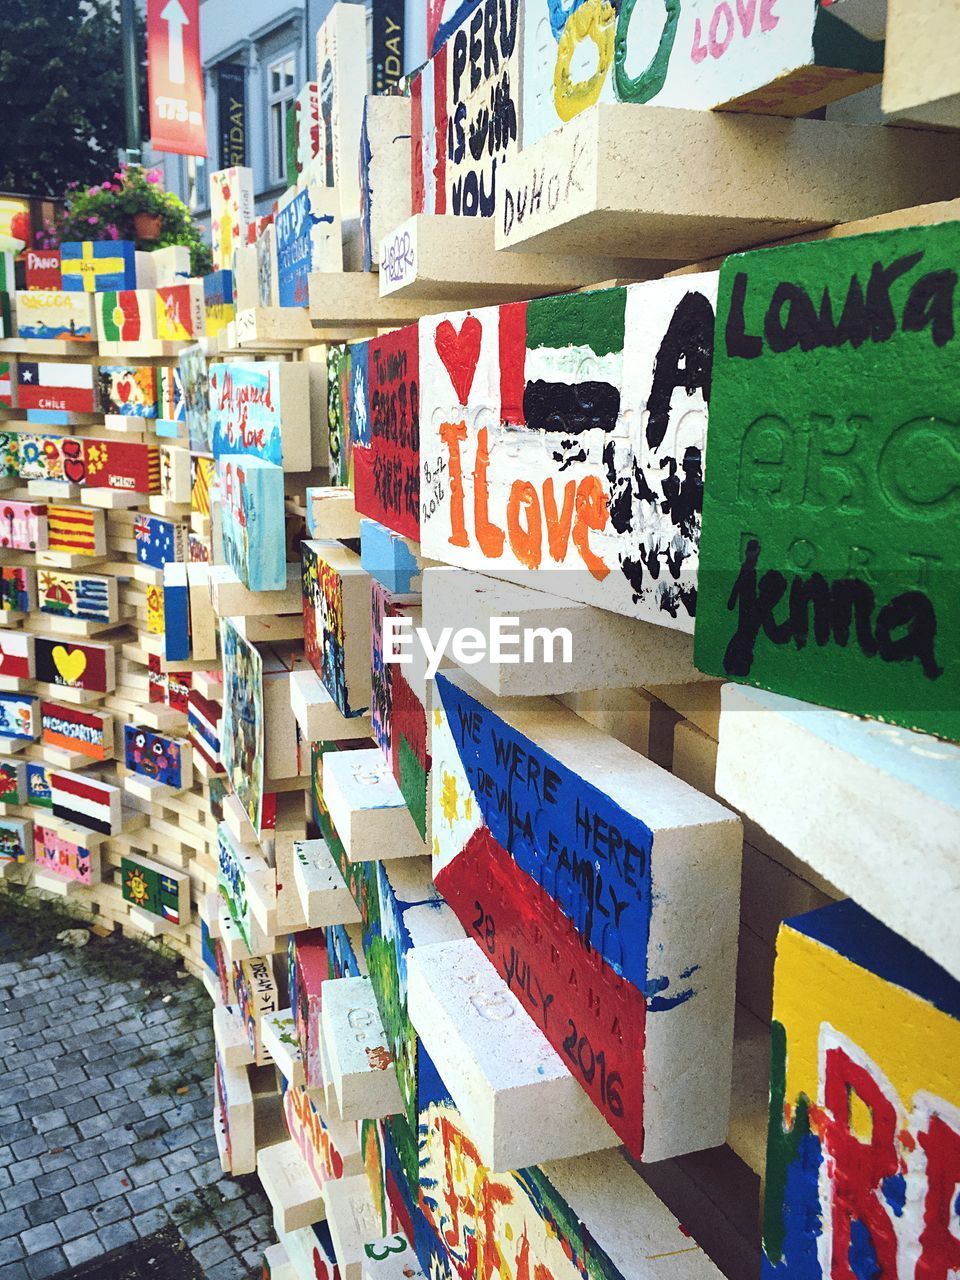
17,362,98,413
51,769,120,835
60,241,137,292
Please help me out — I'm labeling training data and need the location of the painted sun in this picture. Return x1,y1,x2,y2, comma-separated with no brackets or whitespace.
125,866,150,906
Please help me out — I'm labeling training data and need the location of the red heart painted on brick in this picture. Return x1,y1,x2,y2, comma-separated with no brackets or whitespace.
434,315,482,406
63,457,86,484
116,377,132,403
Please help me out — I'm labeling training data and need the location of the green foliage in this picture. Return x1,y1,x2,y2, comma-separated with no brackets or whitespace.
0,880,197,1012
0,0,147,196
48,164,213,276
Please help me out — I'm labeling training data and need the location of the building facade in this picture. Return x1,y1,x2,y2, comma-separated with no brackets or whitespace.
145,0,425,219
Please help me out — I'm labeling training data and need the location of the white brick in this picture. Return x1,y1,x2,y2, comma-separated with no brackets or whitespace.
321,748,426,863
257,1139,325,1234
320,975,403,1121
324,1175,387,1280
292,838,361,929
422,568,706,696
408,938,619,1172
716,683,960,977
261,1010,305,1087
290,669,371,743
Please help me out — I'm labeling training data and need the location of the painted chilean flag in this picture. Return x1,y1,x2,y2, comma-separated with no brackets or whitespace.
17,363,98,414
51,769,122,835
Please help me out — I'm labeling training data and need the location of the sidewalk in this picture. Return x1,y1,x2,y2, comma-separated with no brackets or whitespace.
0,888,272,1279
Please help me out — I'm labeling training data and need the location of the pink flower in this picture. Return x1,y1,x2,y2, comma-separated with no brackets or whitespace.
86,186,98,197
87,215,98,224
146,169,162,185
106,224,119,240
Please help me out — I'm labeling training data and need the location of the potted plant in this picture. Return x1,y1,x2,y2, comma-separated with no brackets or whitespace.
40,164,212,276
133,210,163,241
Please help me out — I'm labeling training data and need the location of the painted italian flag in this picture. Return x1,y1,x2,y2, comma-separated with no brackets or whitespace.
101,291,141,343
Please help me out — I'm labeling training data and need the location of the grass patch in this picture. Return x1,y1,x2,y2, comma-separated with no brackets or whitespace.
0,882,206,1020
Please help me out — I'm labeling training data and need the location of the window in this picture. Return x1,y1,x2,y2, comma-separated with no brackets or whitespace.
187,156,208,212
267,54,296,186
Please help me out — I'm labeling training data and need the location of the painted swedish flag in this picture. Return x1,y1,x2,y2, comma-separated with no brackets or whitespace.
61,240,137,293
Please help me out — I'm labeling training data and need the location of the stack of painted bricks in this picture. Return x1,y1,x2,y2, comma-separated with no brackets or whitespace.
205,1,960,1278
0,235,240,973
8,0,960,1277
195,3,960,1280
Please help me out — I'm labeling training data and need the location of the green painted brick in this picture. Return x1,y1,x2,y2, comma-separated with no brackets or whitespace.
695,221,959,742
525,287,626,356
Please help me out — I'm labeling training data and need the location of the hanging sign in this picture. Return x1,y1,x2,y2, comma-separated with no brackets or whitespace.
217,62,247,167
147,0,207,157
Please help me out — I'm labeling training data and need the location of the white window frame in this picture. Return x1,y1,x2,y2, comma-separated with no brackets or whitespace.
266,52,297,187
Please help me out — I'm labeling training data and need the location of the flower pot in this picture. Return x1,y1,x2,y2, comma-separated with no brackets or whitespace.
134,211,163,241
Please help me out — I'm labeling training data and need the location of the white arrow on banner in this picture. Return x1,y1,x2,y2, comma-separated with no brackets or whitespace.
161,0,189,85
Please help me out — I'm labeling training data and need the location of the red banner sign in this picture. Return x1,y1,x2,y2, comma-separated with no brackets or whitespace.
147,0,207,157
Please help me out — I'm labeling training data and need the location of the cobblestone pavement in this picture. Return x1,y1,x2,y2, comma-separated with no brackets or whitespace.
0,912,273,1280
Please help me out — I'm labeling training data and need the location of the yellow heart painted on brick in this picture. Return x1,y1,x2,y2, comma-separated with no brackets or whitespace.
52,645,87,684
